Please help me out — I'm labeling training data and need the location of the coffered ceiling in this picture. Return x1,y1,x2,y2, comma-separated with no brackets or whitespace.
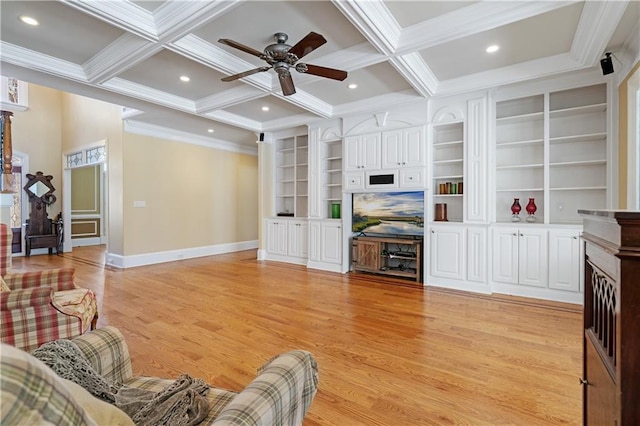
0,1,637,150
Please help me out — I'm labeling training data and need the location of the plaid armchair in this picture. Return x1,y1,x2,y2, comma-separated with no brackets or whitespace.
0,223,98,352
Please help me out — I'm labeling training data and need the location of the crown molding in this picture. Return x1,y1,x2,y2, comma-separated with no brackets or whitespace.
262,113,323,132
436,53,581,96
333,89,422,117
0,42,86,81
270,86,334,119
121,107,143,119
124,119,257,156
102,78,194,112
154,1,240,42
60,0,157,41
331,0,400,55
83,34,159,84
391,53,438,97
195,86,267,114
571,0,630,66
398,1,580,54
204,110,263,132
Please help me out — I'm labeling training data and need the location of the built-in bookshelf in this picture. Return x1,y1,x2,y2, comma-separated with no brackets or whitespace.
323,139,342,218
495,83,607,224
432,121,464,222
276,134,308,217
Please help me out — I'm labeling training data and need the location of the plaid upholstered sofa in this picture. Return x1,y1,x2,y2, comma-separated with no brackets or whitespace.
0,223,98,352
1,326,319,425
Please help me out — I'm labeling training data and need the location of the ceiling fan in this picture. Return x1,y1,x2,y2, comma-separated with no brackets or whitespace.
218,32,348,96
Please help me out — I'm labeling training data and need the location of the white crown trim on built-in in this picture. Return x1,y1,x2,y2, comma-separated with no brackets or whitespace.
105,240,258,269
124,120,258,156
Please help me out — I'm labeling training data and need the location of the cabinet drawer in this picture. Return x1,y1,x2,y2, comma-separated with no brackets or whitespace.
344,172,364,190
399,168,425,188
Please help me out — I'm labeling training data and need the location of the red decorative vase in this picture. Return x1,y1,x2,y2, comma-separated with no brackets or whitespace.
511,198,521,215
526,198,537,215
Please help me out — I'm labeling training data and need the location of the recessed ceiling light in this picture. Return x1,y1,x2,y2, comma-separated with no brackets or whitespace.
20,16,39,26
348,83,358,89
261,106,270,112
207,129,214,133
486,45,500,53
180,75,190,82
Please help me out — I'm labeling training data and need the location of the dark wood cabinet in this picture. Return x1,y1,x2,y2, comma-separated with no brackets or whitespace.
579,210,640,425
352,236,422,284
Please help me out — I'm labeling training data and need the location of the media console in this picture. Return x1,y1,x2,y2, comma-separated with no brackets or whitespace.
352,236,423,284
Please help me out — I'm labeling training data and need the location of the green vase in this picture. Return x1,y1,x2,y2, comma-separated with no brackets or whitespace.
331,203,341,219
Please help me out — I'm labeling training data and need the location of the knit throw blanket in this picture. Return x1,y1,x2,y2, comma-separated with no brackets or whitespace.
32,340,210,426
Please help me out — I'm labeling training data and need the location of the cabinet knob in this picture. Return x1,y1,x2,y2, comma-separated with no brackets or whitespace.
580,378,589,386
520,233,523,237
573,236,578,240
513,233,517,236
409,177,413,180
431,230,435,234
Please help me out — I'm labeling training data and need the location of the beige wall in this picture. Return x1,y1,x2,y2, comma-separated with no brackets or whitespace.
11,84,63,216
122,133,258,255
618,60,640,208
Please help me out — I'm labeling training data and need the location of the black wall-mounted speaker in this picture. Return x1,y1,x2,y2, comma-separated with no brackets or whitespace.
259,132,265,142
600,53,614,75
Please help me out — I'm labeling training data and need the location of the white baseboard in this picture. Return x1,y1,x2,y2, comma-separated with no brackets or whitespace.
105,240,258,269
256,249,267,260
491,282,583,305
72,237,106,247
426,277,492,294
307,260,344,273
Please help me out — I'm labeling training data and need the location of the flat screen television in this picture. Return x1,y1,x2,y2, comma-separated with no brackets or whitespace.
352,191,424,237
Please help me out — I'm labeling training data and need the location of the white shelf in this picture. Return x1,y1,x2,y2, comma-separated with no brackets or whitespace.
433,159,463,165
496,138,544,148
496,163,544,170
496,111,544,124
550,103,606,118
434,175,464,180
434,194,463,197
497,188,544,192
326,168,341,173
549,160,606,167
433,140,463,147
326,156,342,161
550,186,606,191
549,132,606,144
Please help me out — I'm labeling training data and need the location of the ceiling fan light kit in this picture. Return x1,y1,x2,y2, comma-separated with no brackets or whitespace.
219,32,348,96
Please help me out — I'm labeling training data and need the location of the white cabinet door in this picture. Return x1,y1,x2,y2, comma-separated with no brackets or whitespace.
320,221,342,264
399,168,424,188
266,220,287,256
548,229,580,292
518,229,547,288
344,133,381,171
466,227,487,283
381,130,402,169
430,225,464,280
402,126,425,168
344,136,361,171
308,221,321,262
287,221,308,258
361,133,381,170
492,227,519,284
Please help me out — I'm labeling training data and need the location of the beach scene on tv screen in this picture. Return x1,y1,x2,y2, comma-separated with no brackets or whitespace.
352,191,424,236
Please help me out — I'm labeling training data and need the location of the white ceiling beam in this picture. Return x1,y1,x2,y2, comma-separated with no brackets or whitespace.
333,89,422,117
397,1,581,54
570,0,630,66
195,86,267,114
390,53,438,97
78,1,240,85
59,0,158,41
101,78,195,113
0,42,87,82
204,110,263,132
331,0,401,55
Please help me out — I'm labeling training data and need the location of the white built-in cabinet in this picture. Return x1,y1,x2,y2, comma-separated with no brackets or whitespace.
548,228,581,292
264,218,308,265
492,227,548,287
428,224,488,292
344,125,426,190
308,220,342,272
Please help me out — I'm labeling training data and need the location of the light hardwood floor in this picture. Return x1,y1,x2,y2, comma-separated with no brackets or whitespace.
12,246,583,425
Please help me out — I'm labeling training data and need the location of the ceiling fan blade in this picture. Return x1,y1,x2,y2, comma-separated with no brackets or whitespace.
221,66,271,82
299,64,348,81
279,72,296,96
218,38,264,58
287,32,326,60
